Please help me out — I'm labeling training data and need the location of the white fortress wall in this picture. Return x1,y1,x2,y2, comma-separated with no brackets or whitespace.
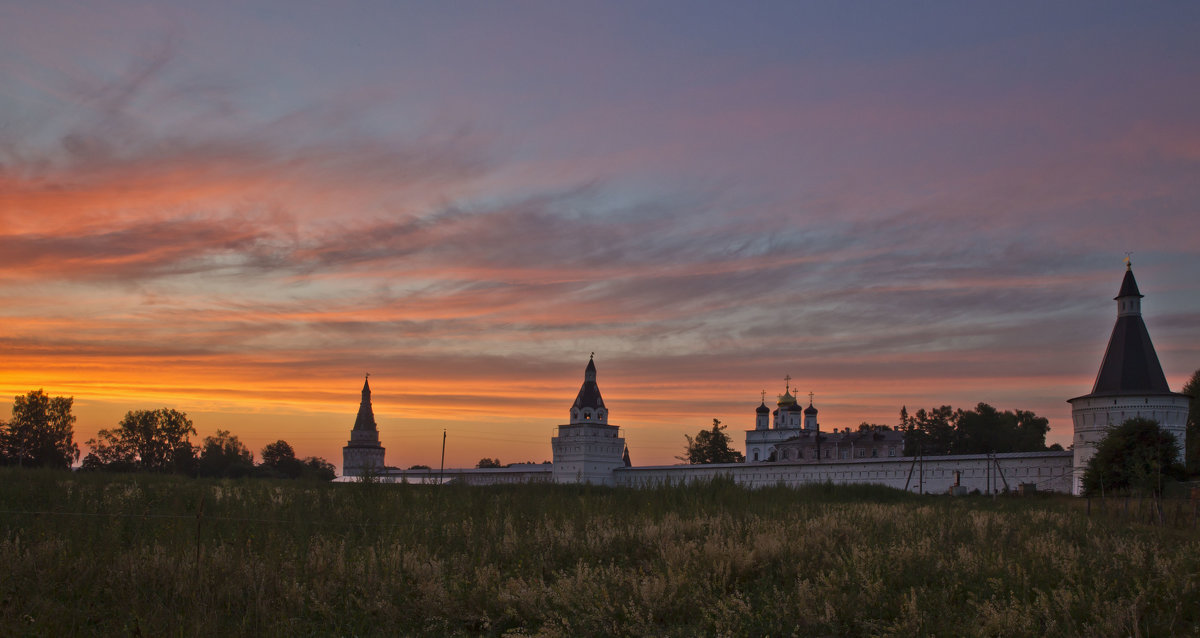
615,451,1074,494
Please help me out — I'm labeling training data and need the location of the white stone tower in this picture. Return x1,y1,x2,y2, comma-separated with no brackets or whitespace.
342,376,386,477
1068,260,1189,494
551,355,626,485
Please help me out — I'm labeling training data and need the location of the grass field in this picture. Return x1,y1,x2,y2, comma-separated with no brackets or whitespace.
1,468,1197,637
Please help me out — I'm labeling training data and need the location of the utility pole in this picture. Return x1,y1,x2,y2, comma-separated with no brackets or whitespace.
439,429,446,485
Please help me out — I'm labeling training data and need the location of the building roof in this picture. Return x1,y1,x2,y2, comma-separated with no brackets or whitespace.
1090,314,1171,394
352,376,378,431
572,355,606,410
1116,263,1143,299
1084,264,1173,397
756,401,770,414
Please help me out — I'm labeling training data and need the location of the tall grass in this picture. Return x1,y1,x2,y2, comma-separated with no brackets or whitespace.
1,469,1197,636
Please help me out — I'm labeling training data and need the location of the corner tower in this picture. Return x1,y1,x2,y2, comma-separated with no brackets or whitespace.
552,355,625,485
1068,260,1189,494
342,376,386,476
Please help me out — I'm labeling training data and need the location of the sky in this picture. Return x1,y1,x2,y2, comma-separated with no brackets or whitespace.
2,1,1199,471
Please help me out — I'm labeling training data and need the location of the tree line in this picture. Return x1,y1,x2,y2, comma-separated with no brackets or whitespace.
897,402,1059,456
0,390,335,480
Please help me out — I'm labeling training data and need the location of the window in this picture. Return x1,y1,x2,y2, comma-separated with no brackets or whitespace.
871,449,878,458
824,449,831,458
856,449,866,458
888,447,896,457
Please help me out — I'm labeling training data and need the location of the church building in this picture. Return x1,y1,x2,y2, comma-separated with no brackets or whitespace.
745,380,818,462
745,380,902,463
1068,260,1190,494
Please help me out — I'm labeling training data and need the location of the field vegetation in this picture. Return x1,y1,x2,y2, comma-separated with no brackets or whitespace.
1,468,1198,637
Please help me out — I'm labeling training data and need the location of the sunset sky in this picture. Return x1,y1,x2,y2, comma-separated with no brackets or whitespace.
2,2,1199,471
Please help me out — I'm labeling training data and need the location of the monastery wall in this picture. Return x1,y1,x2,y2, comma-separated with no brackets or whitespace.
380,466,553,485
614,451,1075,494
375,451,1074,493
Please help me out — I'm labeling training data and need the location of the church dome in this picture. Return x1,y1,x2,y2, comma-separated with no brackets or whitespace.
756,402,770,414
777,391,796,407
804,402,818,415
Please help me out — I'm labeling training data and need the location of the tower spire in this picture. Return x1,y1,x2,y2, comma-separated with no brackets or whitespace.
571,355,606,423
353,375,377,431
1090,261,1168,394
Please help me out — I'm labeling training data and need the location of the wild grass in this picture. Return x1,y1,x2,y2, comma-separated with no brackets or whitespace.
1,469,1197,636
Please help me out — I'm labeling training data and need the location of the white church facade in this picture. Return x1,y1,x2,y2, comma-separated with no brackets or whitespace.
344,261,1189,496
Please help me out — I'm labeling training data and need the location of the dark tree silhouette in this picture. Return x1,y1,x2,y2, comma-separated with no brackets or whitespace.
680,419,745,464
900,403,1050,456
476,457,502,468
1183,368,1199,476
198,429,254,478
259,440,303,478
0,390,80,468
1082,418,1184,497
257,440,335,480
301,456,337,481
83,408,196,473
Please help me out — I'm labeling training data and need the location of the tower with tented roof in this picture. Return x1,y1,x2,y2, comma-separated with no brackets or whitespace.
342,376,387,476
1067,260,1189,494
551,355,626,484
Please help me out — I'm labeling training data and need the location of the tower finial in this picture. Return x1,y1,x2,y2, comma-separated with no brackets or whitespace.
761,389,766,404
590,351,594,360
783,374,791,394
1124,252,1133,270
809,391,814,404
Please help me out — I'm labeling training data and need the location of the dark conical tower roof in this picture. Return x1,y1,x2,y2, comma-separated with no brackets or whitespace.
1116,267,1143,299
573,355,605,410
353,376,378,431
1089,263,1171,395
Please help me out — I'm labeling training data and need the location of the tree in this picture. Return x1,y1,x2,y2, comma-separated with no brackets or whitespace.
197,429,254,478
0,390,80,468
1183,368,1199,476
476,457,502,468
900,403,1050,456
1081,418,1184,497
901,406,955,455
259,440,303,478
255,440,335,480
301,456,337,481
679,419,745,464
82,408,196,473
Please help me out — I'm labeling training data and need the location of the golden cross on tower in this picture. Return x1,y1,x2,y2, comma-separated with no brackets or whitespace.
808,391,814,404
1124,252,1133,269
783,374,791,394
760,390,766,403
